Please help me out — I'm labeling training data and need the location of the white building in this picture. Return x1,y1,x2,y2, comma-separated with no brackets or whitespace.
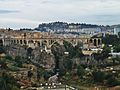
81,28,102,36
113,27,120,35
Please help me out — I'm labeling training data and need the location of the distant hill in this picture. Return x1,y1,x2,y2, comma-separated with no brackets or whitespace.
34,22,100,32
111,24,120,28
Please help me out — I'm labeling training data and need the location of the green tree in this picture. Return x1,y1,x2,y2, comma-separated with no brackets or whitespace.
14,56,23,67
0,60,8,69
77,65,85,78
118,32,120,38
114,45,120,52
43,71,50,81
0,72,19,90
116,55,120,64
5,55,13,61
93,46,110,63
92,70,105,83
102,35,118,45
106,76,120,86
63,40,75,58
74,44,84,58
101,46,111,60
93,53,101,60
28,70,33,81
0,47,5,54
64,59,73,71
27,47,33,56
63,40,83,58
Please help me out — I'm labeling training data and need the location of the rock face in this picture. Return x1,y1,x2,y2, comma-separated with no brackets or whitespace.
48,74,58,83
6,45,27,58
51,43,67,70
32,48,55,69
6,45,55,70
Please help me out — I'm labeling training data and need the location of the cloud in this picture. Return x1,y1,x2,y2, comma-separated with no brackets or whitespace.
0,0,120,28
0,17,39,24
40,0,53,4
0,9,19,14
0,17,39,29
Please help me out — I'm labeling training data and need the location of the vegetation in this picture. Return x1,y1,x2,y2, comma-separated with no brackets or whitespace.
92,70,106,83
77,65,85,79
0,47,6,54
102,34,119,45
1,35,120,89
0,72,20,90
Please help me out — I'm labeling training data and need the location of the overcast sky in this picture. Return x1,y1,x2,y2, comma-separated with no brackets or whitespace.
0,0,120,29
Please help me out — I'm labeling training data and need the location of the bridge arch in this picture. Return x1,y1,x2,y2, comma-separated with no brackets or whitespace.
17,40,19,44
90,39,93,43
34,41,40,47
28,40,34,44
0,39,3,46
23,40,27,45
48,40,60,48
98,39,101,45
93,39,97,46
20,40,23,44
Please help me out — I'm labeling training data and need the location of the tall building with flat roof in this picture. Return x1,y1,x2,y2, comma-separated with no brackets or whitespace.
114,27,120,35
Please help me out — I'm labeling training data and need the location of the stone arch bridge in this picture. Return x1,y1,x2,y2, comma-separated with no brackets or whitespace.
0,37,102,49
